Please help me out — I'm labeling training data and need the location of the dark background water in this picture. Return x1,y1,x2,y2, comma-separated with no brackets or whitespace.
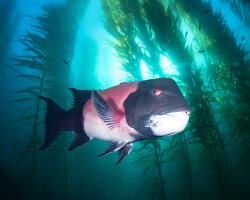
0,0,250,199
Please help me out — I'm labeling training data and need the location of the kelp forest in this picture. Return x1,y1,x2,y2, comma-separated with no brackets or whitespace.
0,0,249,199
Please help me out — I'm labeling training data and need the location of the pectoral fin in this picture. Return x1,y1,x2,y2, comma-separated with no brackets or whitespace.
117,143,133,164
92,90,124,129
97,141,127,156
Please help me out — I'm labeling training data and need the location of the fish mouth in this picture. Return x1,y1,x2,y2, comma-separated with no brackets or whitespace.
158,109,191,116
145,111,190,136
165,111,190,118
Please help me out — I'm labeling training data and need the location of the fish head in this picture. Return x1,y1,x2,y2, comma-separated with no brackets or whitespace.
124,78,191,137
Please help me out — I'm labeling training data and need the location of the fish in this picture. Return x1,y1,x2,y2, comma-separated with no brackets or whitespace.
62,58,68,65
241,36,245,41
185,31,188,38
38,78,191,164
202,9,211,14
198,21,202,31
217,36,229,42
198,49,205,53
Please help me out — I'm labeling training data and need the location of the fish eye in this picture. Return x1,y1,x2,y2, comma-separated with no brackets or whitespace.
152,88,162,96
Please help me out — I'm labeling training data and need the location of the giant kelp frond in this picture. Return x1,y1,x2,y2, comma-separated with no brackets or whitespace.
10,24,50,200
101,1,197,199
143,2,227,196
101,0,247,198
101,1,175,199
10,1,90,199
101,0,144,80
173,0,250,179
101,0,169,80
31,2,90,199
10,30,49,136
130,139,169,200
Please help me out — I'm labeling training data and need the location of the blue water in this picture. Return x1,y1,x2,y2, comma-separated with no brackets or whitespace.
0,0,250,199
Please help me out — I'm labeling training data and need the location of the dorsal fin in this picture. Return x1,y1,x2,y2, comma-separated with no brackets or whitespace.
68,88,91,107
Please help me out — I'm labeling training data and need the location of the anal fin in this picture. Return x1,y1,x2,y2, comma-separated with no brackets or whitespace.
97,141,126,156
69,133,91,151
117,143,133,164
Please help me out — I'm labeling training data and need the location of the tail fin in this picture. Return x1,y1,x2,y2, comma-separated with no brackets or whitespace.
38,96,66,151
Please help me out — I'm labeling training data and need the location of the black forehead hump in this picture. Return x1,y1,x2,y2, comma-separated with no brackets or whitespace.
138,78,176,90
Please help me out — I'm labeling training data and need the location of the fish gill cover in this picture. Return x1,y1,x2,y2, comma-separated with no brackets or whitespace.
0,0,250,200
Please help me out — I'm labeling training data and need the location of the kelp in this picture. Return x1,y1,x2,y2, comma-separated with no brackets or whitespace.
100,1,196,199
130,139,169,199
140,1,211,199
140,2,196,199
185,69,234,198
101,1,170,199
0,0,20,144
10,1,90,199
31,1,90,199
99,0,250,199
3,0,250,199
171,0,250,197
10,26,51,200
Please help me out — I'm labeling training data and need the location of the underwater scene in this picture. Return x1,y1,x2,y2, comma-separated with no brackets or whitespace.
0,0,250,199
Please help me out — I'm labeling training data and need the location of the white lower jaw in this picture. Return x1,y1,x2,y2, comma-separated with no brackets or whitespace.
145,112,189,136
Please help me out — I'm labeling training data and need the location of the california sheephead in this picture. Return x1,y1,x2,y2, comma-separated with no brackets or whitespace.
39,78,191,164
